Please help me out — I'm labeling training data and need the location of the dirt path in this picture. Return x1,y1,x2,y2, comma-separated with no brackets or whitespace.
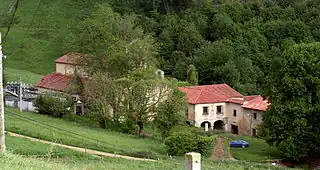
212,137,225,160
7,132,156,162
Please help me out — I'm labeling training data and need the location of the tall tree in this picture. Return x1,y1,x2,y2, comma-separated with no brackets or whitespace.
261,43,320,160
187,65,198,85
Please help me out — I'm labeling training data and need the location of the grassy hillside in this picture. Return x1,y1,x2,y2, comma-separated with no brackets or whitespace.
5,134,292,170
5,108,282,160
1,152,294,170
0,0,109,78
5,108,164,158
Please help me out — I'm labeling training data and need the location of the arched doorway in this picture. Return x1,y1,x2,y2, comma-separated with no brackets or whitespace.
200,121,212,130
213,120,224,130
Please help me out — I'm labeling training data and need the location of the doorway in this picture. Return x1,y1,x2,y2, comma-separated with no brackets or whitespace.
231,124,238,135
213,120,224,130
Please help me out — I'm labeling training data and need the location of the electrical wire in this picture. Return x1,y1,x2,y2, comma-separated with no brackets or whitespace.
5,111,164,159
6,111,224,169
1,0,20,45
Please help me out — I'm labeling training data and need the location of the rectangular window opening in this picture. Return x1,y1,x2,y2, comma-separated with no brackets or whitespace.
216,106,222,114
203,107,208,115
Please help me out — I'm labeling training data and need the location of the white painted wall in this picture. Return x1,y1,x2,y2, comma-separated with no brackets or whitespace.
193,103,226,128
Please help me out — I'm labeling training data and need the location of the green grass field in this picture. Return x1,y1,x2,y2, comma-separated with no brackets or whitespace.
222,134,282,162
4,68,43,84
6,135,96,160
5,108,164,159
4,134,292,170
1,0,109,75
1,151,294,170
5,108,283,161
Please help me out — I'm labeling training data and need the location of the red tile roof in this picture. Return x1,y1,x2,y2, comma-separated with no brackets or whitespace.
242,95,269,111
55,52,87,65
179,84,269,111
178,84,243,104
36,73,71,92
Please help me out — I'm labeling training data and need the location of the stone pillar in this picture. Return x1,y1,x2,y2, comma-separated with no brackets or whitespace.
185,152,201,170
204,122,208,132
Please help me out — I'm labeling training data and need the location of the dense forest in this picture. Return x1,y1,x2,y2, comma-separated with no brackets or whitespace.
106,0,320,96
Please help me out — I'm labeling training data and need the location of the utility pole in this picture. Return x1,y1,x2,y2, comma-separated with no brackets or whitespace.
19,77,22,112
0,33,6,152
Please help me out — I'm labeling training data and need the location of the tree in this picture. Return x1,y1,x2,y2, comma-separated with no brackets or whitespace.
154,88,186,138
76,5,157,78
260,43,320,160
187,65,198,85
123,68,171,135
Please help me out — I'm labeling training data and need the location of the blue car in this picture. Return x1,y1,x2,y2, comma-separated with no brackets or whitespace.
229,140,249,148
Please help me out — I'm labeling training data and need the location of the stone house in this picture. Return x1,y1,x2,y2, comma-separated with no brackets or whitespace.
36,52,166,116
179,84,269,136
36,52,86,114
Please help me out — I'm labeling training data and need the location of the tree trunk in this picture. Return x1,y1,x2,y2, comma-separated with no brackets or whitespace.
137,121,143,136
99,119,106,129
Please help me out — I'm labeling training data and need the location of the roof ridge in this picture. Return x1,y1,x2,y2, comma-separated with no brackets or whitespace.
194,88,204,103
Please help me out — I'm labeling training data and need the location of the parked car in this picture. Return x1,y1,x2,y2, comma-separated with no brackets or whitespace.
229,140,249,148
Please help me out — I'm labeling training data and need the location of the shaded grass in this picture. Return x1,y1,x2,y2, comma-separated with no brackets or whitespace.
0,152,297,170
5,108,164,159
4,67,43,84
221,133,282,162
6,135,97,160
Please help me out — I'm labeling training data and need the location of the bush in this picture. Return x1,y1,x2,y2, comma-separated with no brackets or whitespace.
164,131,199,156
169,125,198,136
34,92,74,118
164,125,216,156
196,136,216,157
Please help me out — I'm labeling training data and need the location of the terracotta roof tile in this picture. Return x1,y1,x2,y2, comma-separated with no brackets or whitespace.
36,73,71,92
242,95,269,111
55,52,87,65
179,84,269,111
178,84,243,104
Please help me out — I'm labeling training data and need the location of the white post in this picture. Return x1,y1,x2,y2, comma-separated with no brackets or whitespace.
19,77,22,112
204,122,208,132
185,152,201,170
0,33,6,152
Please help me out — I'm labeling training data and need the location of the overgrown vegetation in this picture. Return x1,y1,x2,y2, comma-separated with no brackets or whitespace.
34,92,74,118
164,125,216,157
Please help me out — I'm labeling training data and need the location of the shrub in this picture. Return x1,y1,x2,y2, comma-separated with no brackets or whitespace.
169,125,198,136
164,125,216,157
164,131,199,156
34,92,74,118
196,136,216,157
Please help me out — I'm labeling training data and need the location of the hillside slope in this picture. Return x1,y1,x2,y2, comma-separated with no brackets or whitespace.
0,0,108,76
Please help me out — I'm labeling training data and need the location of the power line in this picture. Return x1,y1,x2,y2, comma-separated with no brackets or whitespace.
1,0,20,45
6,112,224,169
4,0,42,60
5,111,163,159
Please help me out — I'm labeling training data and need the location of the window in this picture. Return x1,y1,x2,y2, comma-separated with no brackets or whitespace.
203,107,208,115
253,113,257,120
233,109,237,117
216,106,222,114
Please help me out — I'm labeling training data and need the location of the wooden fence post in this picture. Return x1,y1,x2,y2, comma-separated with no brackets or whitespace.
185,152,201,170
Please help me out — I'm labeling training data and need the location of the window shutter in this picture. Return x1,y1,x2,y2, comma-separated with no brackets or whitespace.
221,106,224,114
